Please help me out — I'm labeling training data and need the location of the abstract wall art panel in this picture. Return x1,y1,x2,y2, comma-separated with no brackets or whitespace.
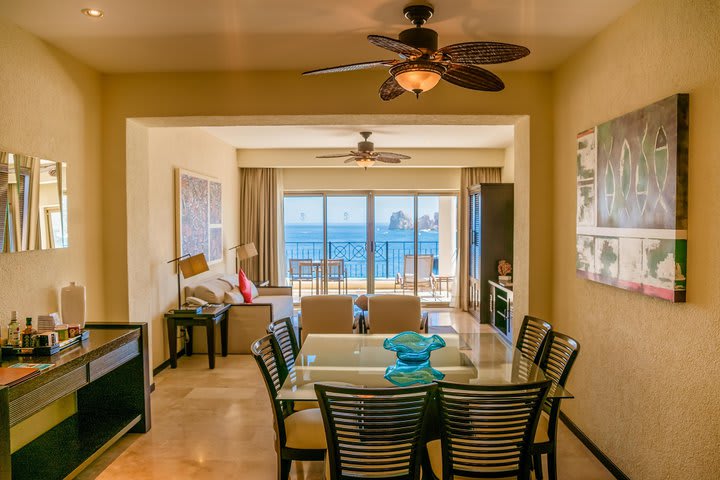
576,94,688,302
176,169,223,264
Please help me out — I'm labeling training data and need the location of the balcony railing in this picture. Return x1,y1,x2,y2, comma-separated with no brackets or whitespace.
285,241,438,279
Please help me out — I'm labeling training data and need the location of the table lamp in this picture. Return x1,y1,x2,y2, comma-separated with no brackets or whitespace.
167,252,209,309
229,242,258,273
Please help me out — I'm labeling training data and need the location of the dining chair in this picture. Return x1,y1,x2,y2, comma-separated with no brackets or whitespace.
326,258,348,294
428,379,552,480
267,317,318,412
532,332,580,480
365,295,428,333
516,315,553,365
315,382,436,480
251,334,326,480
288,258,314,297
299,295,357,343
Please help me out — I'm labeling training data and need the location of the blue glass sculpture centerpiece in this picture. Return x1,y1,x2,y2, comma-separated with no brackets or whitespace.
383,331,446,363
383,332,446,386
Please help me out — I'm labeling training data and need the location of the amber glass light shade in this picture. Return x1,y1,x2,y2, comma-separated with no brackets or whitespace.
391,62,445,95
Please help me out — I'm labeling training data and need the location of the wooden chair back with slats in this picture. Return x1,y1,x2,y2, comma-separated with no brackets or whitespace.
315,383,436,480
267,317,299,370
516,315,553,365
539,331,580,436
435,380,551,480
251,335,293,445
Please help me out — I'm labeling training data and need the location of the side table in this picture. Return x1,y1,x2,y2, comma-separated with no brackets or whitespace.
165,304,231,369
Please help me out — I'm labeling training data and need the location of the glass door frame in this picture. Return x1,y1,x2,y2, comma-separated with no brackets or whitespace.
283,190,459,303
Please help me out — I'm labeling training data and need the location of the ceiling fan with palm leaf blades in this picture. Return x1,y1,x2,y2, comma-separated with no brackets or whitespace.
303,3,530,101
316,132,410,169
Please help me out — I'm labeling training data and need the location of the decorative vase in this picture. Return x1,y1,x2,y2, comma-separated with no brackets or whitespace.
498,275,512,283
61,282,86,328
383,331,446,364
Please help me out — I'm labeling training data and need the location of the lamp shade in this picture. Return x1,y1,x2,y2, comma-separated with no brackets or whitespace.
179,253,209,279
390,61,445,96
235,242,258,261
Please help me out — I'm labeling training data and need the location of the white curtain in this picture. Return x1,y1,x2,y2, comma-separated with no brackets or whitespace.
455,167,502,310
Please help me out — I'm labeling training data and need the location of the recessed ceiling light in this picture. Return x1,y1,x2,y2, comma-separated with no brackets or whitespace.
80,8,104,18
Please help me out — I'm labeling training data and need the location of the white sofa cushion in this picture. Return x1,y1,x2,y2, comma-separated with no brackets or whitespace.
192,278,232,304
223,288,245,304
254,295,293,320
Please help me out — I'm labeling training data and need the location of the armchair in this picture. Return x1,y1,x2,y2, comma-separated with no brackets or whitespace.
394,254,436,296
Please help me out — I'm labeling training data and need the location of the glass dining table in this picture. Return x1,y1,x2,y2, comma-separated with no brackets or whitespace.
277,332,572,401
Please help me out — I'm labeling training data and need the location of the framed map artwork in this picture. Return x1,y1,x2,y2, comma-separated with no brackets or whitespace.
176,169,223,264
576,94,688,302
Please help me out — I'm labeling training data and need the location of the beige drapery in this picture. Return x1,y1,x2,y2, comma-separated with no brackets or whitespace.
238,168,284,285
457,167,502,310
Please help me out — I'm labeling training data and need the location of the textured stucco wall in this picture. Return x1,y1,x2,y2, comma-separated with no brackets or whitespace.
0,19,103,326
552,0,720,477
144,128,239,369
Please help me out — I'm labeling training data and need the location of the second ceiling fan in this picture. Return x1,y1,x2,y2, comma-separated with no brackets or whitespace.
316,132,410,169
303,3,530,100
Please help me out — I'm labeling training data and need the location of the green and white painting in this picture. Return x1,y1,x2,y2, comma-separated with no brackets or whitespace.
576,94,688,302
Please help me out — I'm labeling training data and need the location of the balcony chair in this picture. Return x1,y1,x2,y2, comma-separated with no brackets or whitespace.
532,332,580,480
288,258,314,297
315,382,436,480
516,315,553,365
298,295,357,343
251,334,325,480
427,379,552,480
365,295,428,334
326,258,348,294
394,254,436,297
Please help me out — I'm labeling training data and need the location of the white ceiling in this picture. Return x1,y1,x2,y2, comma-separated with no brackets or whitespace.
203,124,514,149
0,0,641,73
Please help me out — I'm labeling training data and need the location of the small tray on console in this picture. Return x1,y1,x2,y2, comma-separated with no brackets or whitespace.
2,330,90,357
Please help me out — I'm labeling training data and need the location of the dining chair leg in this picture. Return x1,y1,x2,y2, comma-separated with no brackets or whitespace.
278,457,291,480
533,452,544,480
548,449,558,480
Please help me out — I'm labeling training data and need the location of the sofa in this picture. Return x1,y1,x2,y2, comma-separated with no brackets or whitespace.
185,275,293,354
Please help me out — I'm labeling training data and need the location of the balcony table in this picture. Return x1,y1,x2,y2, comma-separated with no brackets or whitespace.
277,332,572,401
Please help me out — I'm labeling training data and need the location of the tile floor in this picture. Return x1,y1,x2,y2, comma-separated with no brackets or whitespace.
77,309,614,479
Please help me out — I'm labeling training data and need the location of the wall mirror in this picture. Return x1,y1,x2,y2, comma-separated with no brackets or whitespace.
0,151,68,252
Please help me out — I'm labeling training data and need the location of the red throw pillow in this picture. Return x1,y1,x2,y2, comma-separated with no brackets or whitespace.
238,268,253,304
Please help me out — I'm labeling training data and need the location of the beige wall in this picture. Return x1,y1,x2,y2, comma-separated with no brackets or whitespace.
283,168,461,191
102,71,555,343
143,127,239,369
552,0,720,477
0,19,103,327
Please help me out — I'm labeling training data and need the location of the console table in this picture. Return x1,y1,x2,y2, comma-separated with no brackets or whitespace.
165,304,231,369
0,323,151,480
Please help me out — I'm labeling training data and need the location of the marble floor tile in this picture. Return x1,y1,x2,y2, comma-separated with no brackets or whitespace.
77,309,613,480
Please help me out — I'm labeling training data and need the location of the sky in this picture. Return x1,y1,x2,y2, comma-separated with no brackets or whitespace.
283,196,440,225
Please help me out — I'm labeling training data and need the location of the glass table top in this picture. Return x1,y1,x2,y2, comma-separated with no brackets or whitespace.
277,333,572,401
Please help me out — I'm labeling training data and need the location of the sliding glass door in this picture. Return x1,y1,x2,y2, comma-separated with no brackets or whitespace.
283,192,457,304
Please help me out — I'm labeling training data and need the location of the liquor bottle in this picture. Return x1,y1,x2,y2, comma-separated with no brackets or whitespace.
7,312,20,347
21,318,37,348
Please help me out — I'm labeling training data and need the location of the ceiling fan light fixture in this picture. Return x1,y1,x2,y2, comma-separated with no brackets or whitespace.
355,158,376,169
80,8,104,18
390,62,445,98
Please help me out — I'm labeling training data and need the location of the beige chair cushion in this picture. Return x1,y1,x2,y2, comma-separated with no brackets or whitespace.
426,439,516,480
534,412,550,444
292,400,319,411
367,295,423,334
284,408,326,450
300,295,355,342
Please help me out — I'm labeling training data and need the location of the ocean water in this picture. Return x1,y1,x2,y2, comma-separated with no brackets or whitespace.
285,223,439,278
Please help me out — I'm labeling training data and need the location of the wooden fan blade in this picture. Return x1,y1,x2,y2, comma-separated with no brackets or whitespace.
344,158,358,164
316,153,354,158
374,152,411,159
439,42,530,64
376,157,402,164
443,65,505,91
303,60,395,76
368,35,422,58
379,76,406,101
